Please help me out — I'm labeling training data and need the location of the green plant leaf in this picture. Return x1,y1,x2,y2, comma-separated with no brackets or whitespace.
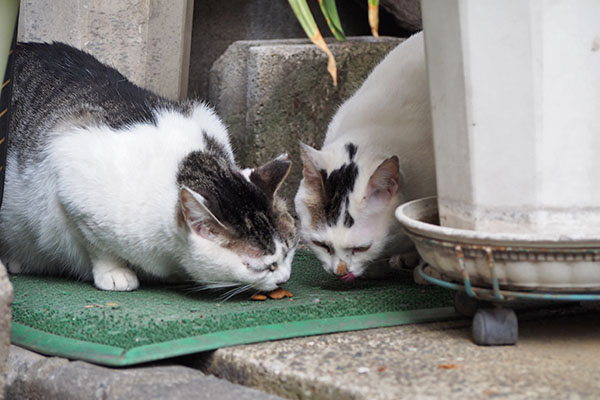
318,0,346,41
288,0,319,38
368,0,380,37
288,0,338,86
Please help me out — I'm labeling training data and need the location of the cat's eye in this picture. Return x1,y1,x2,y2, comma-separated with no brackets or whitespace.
312,240,334,255
352,244,372,255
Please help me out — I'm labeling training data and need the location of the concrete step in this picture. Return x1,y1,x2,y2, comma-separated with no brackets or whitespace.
199,306,600,399
6,345,284,400
6,305,600,400
208,37,402,202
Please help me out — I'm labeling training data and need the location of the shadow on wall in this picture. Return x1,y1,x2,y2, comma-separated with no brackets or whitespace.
188,0,413,100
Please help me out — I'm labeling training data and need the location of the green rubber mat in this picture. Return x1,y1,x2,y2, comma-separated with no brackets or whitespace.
10,250,457,366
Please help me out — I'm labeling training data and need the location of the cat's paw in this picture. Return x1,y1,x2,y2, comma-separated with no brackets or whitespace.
389,251,420,271
92,261,139,291
6,259,23,274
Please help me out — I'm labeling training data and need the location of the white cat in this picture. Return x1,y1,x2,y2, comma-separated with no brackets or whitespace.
294,32,435,280
1,42,297,293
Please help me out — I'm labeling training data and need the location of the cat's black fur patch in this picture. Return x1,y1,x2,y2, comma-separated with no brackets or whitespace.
202,131,230,160
343,197,354,227
345,142,357,161
320,161,359,226
177,151,278,254
344,211,354,227
9,42,185,164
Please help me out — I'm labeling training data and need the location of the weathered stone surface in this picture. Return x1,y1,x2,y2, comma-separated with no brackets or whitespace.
209,37,403,203
6,346,284,400
0,262,13,400
17,0,194,100
203,306,600,399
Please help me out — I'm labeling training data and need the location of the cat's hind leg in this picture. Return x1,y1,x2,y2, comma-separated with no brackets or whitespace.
92,256,139,291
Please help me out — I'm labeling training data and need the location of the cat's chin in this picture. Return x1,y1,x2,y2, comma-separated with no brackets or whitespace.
254,283,279,292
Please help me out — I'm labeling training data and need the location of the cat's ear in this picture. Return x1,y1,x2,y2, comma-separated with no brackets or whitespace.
366,156,401,206
299,142,325,194
250,154,292,198
179,186,229,239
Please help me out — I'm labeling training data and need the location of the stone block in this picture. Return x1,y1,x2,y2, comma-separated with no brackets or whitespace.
0,262,13,400
209,37,403,203
6,345,284,400
17,0,194,100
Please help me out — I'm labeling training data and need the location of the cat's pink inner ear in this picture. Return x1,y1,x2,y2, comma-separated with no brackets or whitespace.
299,143,325,192
180,187,203,222
179,189,204,234
179,187,230,239
366,156,400,203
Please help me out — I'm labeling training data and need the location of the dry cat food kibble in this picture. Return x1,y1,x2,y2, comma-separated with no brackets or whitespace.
250,288,294,301
268,288,294,299
250,294,267,301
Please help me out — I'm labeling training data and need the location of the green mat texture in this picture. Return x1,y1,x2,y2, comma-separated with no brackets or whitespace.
10,250,457,366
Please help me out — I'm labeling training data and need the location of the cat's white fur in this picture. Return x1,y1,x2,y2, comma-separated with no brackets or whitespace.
1,104,292,291
295,32,435,278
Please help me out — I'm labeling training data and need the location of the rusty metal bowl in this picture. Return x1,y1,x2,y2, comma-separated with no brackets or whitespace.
395,197,600,292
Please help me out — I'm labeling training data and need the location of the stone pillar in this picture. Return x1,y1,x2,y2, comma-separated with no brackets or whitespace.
17,0,194,100
423,0,600,235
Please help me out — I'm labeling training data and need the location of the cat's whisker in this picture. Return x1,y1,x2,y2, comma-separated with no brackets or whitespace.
251,274,272,290
174,280,242,295
201,282,241,290
219,283,252,302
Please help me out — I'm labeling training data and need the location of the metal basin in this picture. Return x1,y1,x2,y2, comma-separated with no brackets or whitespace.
395,197,600,292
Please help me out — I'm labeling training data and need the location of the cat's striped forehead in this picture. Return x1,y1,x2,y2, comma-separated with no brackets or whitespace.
177,148,295,255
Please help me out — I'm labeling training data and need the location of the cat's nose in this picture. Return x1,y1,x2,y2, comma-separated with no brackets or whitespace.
334,260,348,276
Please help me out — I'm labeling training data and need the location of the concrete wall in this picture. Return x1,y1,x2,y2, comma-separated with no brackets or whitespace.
18,0,194,101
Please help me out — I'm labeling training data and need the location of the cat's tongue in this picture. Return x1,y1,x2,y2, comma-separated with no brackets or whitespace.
340,272,355,282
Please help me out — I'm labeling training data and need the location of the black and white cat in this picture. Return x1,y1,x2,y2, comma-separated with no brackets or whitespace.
294,32,435,280
1,42,297,292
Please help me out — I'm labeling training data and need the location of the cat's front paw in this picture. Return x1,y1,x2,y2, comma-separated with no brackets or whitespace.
5,259,23,274
389,251,420,271
93,261,139,291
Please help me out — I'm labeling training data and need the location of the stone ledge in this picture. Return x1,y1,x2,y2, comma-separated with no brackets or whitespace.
201,308,600,399
6,346,284,400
